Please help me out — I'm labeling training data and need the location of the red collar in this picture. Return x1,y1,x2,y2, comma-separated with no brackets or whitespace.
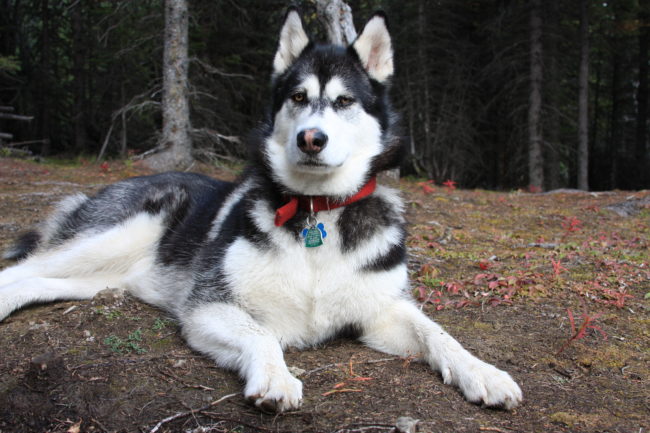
274,177,377,227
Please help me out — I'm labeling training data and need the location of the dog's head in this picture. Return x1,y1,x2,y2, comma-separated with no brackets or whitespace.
262,9,402,197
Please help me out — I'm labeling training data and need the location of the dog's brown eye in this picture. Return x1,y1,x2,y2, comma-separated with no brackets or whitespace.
291,92,306,103
336,96,354,107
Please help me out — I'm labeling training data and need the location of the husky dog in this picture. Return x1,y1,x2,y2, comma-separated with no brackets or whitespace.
0,10,522,412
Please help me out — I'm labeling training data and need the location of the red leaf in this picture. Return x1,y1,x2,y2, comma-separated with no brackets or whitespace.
442,179,457,190
567,309,576,334
417,180,435,194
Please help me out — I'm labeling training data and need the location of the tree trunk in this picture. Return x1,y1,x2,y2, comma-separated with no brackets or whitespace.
544,0,561,190
39,0,51,155
417,0,433,180
71,1,87,153
145,0,193,171
636,7,649,187
589,38,603,189
120,81,128,158
608,37,622,190
577,0,589,190
316,0,357,46
528,0,544,190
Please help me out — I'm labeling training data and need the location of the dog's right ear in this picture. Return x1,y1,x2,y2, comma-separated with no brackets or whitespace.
273,8,309,77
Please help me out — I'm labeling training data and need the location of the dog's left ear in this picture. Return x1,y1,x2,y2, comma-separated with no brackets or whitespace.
351,12,393,83
273,8,310,77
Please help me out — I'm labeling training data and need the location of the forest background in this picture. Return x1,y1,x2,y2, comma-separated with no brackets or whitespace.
0,0,648,192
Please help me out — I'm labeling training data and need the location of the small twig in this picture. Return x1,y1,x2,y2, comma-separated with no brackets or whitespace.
148,392,239,433
69,354,204,371
158,368,215,391
192,127,241,144
201,412,299,432
190,57,254,80
131,145,163,161
332,424,395,433
419,289,436,310
479,427,514,433
302,357,400,377
90,417,110,433
527,242,559,249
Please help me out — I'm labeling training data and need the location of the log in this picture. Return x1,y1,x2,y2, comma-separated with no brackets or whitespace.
6,139,50,147
0,112,33,121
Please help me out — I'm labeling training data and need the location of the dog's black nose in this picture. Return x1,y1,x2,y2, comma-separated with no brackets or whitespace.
297,128,328,154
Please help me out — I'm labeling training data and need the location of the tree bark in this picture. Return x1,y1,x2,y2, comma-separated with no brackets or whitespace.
545,0,561,190
145,0,193,171
528,0,544,190
316,0,357,46
71,1,87,153
38,0,51,155
120,81,128,158
636,7,649,186
418,0,433,180
577,0,589,190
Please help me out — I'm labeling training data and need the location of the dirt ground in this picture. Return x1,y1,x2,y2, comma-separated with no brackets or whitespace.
0,157,648,433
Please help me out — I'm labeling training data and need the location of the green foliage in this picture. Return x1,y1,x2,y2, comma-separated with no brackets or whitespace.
0,55,20,72
152,318,172,331
103,329,147,354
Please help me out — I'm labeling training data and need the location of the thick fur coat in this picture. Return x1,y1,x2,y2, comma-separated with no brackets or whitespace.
0,10,522,412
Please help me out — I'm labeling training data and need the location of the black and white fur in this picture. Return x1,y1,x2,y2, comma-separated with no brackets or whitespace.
0,11,522,412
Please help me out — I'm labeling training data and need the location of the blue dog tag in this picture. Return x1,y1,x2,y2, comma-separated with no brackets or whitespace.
302,223,327,248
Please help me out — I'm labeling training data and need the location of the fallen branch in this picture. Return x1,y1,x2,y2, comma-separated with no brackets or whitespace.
192,127,241,145
191,57,253,80
131,145,163,161
0,112,33,121
5,139,50,147
97,122,115,162
0,147,32,157
148,392,239,433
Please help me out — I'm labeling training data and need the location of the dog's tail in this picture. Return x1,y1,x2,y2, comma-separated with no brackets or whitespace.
3,230,41,261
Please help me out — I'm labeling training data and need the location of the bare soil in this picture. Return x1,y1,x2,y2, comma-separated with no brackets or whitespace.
0,158,648,433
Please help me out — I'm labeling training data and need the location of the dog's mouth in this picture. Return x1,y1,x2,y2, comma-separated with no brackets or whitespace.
295,160,343,174
296,155,342,170
299,160,328,167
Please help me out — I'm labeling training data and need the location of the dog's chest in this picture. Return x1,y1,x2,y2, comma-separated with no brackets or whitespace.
221,208,407,346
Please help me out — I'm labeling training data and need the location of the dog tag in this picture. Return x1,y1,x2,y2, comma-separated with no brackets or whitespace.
302,222,327,248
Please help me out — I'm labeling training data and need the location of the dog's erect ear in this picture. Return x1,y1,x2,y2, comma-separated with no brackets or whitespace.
273,8,310,76
351,12,393,83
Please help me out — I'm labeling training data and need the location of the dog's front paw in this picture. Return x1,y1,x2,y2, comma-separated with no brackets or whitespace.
245,365,303,413
442,357,522,409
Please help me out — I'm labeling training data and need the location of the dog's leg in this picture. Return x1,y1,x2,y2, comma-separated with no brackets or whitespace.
0,276,121,321
361,299,522,409
181,302,302,413
1,213,164,288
